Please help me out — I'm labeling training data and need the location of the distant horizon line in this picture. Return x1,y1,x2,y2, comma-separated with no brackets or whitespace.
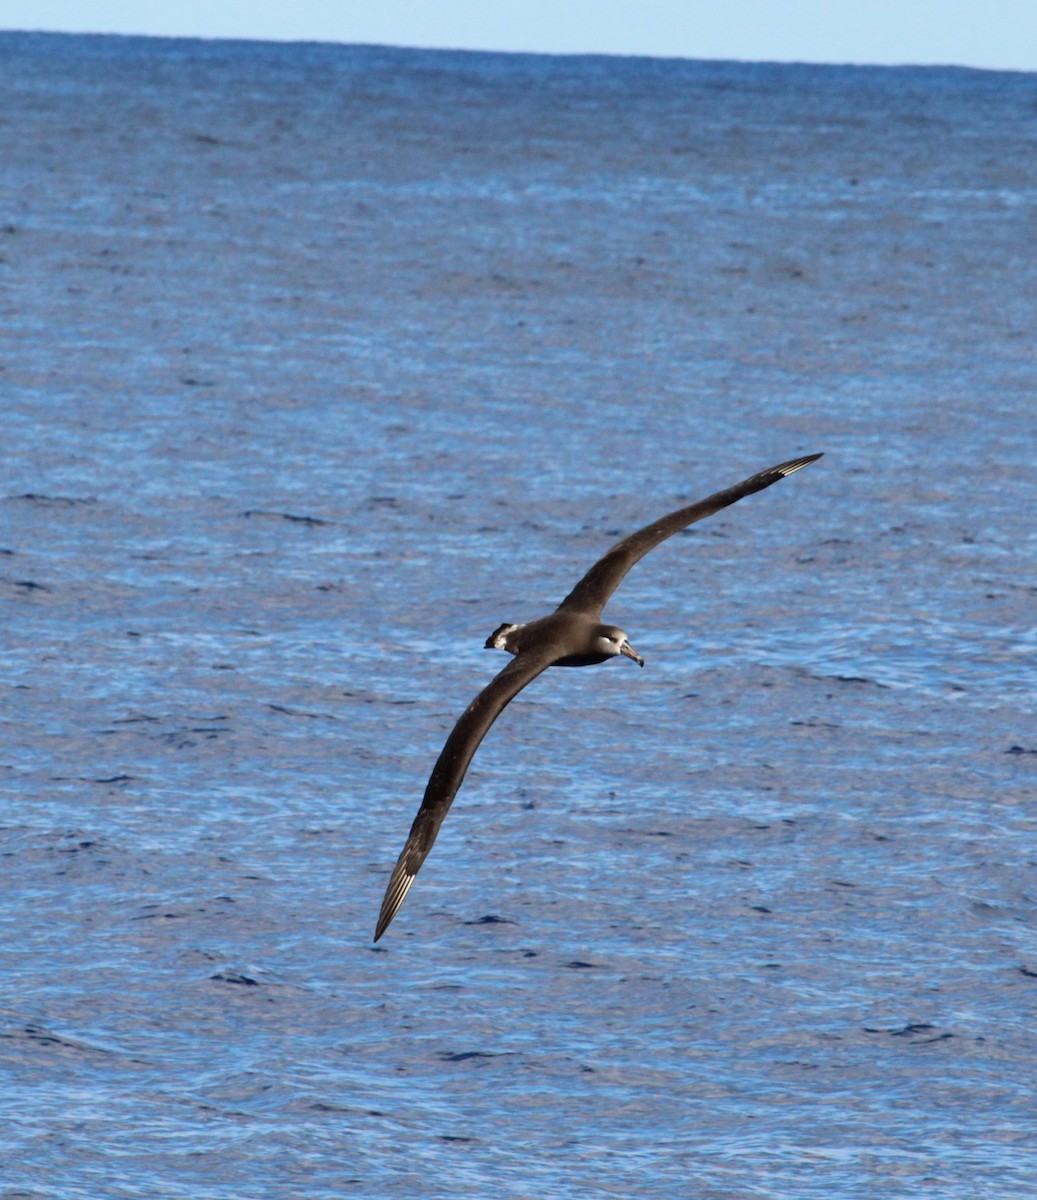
2,26,1033,76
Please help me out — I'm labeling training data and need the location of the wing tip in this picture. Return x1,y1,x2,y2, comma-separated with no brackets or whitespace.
776,452,824,477
373,865,418,942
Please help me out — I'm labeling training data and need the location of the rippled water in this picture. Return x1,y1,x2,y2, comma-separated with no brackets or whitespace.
2,31,1036,1200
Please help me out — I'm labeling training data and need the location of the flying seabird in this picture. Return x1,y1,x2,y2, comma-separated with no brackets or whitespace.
374,453,822,941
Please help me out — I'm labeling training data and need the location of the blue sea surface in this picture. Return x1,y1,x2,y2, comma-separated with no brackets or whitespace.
2,31,1036,1199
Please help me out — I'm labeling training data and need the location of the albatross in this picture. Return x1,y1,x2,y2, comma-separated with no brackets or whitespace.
375,453,822,941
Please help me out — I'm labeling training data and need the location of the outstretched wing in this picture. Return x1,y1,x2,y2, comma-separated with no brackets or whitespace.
374,650,555,941
556,454,822,616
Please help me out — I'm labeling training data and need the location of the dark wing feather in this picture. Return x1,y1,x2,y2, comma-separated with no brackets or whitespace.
556,454,822,616
374,650,554,941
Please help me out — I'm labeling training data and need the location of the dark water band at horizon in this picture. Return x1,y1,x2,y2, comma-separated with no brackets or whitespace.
3,30,1036,1200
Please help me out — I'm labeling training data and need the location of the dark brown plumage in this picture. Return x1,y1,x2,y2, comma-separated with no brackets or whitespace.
374,453,822,941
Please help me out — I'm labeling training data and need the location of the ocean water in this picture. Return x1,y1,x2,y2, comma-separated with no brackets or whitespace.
2,31,1036,1199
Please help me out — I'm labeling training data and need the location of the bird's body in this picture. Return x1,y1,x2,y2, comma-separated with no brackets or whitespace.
374,453,822,941
486,611,642,667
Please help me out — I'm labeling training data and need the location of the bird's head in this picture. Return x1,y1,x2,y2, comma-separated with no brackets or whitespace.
596,625,644,667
